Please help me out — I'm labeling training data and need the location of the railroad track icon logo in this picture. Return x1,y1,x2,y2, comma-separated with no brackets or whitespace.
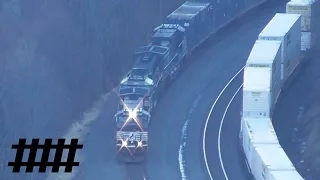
8,138,83,173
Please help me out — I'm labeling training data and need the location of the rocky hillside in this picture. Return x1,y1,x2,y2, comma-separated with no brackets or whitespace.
296,17,320,178
0,0,184,177
297,53,320,178
286,25,320,178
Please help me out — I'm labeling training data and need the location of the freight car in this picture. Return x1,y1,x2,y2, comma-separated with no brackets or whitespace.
240,12,306,180
242,67,272,119
165,1,213,54
241,51,304,180
115,0,270,162
245,40,282,117
286,0,320,52
258,13,301,83
239,118,279,174
252,144,301,180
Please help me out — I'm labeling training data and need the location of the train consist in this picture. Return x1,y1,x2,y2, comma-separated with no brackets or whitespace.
114,0,269,162
240,0,320,179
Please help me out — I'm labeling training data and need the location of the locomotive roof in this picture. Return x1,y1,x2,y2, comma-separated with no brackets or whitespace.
132,45,169,75
153,28,176,38
135,45,169,55
167,1,210,20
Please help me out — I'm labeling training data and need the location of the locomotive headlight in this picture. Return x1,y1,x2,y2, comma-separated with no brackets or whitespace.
128,109,137,119
137,141,143,147
122,140,128,147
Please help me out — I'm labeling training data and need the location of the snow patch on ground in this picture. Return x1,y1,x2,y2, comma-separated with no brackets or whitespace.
45,90,115,180
179,94,203,180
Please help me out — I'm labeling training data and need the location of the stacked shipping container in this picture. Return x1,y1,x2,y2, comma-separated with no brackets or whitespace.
286,0,320,51
243,67,271,118
258,13,301,82
245,40,282,116
251,144,297,180
240,118,279,168
240,13,305,180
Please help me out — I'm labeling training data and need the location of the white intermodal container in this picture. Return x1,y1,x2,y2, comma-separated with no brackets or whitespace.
270,170,304,180
258,13,301,82
241,117,279,168
246,40,281,70
286,0,312,31
251,143,302,180
243,67,271,118
301,31,311,51
286,0,320,51
286,0,320,33
246,40,282,113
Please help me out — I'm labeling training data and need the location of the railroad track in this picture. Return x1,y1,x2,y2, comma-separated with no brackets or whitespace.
125,163,147,180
